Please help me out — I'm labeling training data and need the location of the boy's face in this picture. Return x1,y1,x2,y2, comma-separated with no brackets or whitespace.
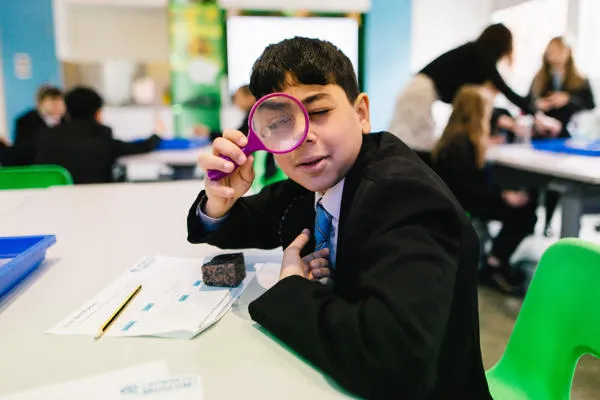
273,83,370,193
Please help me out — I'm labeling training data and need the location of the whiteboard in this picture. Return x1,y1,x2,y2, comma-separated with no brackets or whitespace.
226,16,359,94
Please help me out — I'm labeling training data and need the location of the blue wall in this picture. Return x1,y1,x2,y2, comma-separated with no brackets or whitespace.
0,0,61,139
365,0,412,132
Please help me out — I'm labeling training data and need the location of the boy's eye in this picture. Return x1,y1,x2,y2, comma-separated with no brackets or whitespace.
309,109,330,117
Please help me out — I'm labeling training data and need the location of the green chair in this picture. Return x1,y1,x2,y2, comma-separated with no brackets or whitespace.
486,238,600,399
251,151,287,193
0,165,73,190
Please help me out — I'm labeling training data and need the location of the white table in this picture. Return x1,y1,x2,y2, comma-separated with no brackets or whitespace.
0,188,45,218
487,145,600,185
487,145,600,237
0,181,352,399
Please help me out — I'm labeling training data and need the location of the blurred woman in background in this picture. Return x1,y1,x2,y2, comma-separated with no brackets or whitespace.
389,23,560,158
432,85,537,295
528,36,596,236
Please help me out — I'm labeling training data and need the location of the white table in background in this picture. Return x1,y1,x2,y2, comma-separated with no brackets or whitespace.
118,148,210,181
118,148,207,167
487,144,600,237
0,181,352,399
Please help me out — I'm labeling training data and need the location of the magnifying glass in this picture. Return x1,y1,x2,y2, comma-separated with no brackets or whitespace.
207,93,309,181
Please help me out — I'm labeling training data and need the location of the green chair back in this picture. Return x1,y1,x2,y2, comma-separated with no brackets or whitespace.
251,151,287,193
0,165,73,190
486,238,600,399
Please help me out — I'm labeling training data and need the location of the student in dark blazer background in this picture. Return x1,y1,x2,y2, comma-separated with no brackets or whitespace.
188,37,491,399
527,36,596,236
0,136,12,165
35,87,161,184
11,86,66,166
433,85,537,295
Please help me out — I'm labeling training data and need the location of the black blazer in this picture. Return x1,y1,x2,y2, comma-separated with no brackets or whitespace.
11,109,65,166
527,78,595,138
432,136,504,213
34,119,160,184
187,132,491,399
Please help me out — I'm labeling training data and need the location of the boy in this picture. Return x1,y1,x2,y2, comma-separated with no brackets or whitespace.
188,37,491,399
35,87,161,184
12,85,66,166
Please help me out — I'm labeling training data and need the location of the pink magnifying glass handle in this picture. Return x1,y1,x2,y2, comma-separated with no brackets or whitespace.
207,156,238,181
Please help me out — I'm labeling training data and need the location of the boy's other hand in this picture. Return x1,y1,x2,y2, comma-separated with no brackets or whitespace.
280,229,331,281
198,129,255,218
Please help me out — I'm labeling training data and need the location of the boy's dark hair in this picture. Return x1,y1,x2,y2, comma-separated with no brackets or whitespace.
476,23,513,62
65,86,104,119
36,85,63,103
250,37,359,102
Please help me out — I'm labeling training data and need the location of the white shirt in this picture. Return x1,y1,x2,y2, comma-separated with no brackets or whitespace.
314,178,345,265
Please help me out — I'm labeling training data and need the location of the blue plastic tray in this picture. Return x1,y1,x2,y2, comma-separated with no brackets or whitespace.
0,235,56,298
532,138,600,157
157,137,210,150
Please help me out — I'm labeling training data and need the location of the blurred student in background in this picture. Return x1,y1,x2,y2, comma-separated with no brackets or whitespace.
0,136,11,165
35,87,161,184
389,23,561,157
529,36,595,138
194,85,255,141
11,86,66,166
527,36,596,236
432,86,537,296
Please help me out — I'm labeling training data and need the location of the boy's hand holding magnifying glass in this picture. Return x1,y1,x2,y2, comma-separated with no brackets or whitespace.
199,93,310,219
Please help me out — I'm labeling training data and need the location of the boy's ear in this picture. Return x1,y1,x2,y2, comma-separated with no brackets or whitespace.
354,93,371,134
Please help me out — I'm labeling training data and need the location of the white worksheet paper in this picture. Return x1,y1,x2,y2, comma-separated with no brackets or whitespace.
0,361,203,400
48,255,258,339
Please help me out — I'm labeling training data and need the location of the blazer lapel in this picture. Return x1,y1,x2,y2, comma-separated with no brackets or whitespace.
336,134,376,274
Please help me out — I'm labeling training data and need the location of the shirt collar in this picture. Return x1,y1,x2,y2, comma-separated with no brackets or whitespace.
314,178,345,221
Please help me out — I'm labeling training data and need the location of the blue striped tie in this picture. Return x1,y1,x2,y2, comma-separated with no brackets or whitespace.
315,200,334,268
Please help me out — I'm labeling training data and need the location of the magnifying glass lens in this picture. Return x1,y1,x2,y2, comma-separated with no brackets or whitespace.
251,95,307,152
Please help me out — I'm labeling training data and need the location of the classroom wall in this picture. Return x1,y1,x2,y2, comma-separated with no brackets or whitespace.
364,0,412,132
0,0,61,140
60,5,168,62
411,0,492,72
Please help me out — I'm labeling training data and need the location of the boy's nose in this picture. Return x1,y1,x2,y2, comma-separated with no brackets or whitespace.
304,130,317,143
